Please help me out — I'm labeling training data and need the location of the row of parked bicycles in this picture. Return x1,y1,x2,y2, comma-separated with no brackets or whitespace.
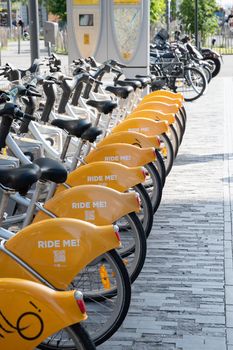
150,29,222,101
0,52,188,349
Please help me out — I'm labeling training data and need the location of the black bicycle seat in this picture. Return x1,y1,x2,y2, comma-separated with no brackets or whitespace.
105,85,133,99
34,157,67,184
81,126,102,143
51,118,92,137
151,79,167,90
125,77,150,88
160,52,175,59
136,75,153,82
86,100,118,114
115,80,141,91
0,164,41,195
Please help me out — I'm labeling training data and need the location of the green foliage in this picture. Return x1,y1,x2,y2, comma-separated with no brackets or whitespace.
43,0,67,22
179,0,219,42
150,0,166,23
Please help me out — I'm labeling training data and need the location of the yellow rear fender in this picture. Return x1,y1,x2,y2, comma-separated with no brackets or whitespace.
98,130,160,148
142,95,182,108
56,161,145,193
0,278,86,350
148,90,184,101
135,101,180,114
126,110,176,125
5,218,120,290
112,118,169,136
34,185,140,225
85,143,156,167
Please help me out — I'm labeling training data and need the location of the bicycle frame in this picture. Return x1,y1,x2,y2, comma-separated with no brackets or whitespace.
0,278,87,350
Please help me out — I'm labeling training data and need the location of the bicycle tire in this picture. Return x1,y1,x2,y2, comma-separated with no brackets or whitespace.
38,323,96,350
181,67,207,102
203,57,221,78
116,212,147,283
174,115,184,146
159,133,174,176
144,162,163,213
40,250,131,348
169,124,179,158
134,183,153,238
154,149,166,187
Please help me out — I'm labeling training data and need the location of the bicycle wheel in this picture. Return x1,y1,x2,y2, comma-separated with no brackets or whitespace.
175,67,207,102
133,183,153,238
38,323,96,349
169,124,179,158
159,133,174,176
40,250,131,347
154,149,166,187
143,162,163,213
202,65,212,84
115,212,147,283
174,114,184,146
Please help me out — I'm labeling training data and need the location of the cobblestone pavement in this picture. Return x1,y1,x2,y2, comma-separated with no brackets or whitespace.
99,74,233,349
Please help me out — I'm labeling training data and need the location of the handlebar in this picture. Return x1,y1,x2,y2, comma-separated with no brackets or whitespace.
0,103,35,149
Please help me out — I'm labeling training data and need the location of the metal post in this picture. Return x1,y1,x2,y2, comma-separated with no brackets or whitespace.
6,0,12,38
166,0,171,35
17,24,21,54
28,0,40,63
195,0,199,48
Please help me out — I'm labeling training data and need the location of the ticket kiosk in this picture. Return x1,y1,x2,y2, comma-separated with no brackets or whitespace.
67,0,149,76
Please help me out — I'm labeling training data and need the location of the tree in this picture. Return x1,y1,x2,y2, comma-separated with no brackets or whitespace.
150,0,166,24
43,0,67,22
179,0,219,43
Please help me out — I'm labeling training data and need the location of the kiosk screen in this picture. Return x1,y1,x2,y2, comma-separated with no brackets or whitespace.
79,14,94,26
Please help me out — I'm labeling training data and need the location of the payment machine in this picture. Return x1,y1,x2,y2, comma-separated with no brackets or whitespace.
67,0,149,76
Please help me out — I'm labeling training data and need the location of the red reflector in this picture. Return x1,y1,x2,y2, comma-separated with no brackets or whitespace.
76,299,86,314
156,136,161,146
113,225,121,242
74,291,86,314
141,167,147,179
136,193,141,206
153,148,157,159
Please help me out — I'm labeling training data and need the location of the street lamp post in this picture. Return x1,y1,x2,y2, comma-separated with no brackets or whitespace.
167,0,171,35
28,0,40,63
195,0,199,48
6,0,12,38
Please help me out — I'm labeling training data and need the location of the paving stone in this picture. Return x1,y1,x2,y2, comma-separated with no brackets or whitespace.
99,71,232,348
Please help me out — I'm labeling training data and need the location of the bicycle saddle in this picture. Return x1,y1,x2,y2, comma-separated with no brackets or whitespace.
125,77,150,89
34,157,67,183
0,164,41,195
151,79,167,90
105,85,133,99
160,52,175,59
86,100,118,114
51,118,92,137
116,80,142,91
136,74,155,82
81,126,103,143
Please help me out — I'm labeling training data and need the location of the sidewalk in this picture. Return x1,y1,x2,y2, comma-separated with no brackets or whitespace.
1,41,233,349
0,40,68,69
99,68,233,349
